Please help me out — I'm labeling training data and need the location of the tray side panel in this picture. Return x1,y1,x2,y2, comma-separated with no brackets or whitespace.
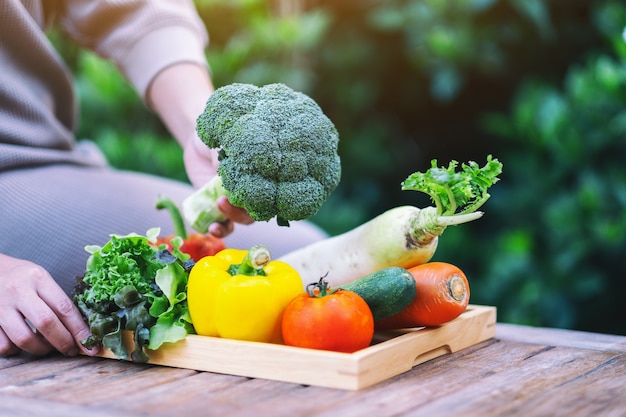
347,305,497,389
94,305,496,390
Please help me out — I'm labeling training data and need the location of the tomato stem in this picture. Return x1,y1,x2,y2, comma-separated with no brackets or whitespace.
306,274,336,297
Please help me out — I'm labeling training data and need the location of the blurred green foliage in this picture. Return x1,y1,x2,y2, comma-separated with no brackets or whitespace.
56,0,625,335
471,0,626,335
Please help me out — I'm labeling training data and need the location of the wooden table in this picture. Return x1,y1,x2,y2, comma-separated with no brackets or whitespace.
1,323,624,417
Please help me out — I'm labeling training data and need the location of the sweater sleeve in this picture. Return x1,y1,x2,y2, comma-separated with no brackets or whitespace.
58,0,209,101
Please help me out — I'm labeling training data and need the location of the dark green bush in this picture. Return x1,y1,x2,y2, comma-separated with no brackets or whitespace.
450,0,626,335
300,0,602,233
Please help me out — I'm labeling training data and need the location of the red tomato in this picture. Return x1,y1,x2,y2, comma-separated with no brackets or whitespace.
179,234,226,262
155,234,225,262
282,279,374,353
376,262,470,329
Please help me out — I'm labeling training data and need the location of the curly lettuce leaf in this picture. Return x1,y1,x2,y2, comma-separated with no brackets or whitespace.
80,228,162,306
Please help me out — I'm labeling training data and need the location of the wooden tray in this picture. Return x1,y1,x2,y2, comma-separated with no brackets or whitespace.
96,305,496,390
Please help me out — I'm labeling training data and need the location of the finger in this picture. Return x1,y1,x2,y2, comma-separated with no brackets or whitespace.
0,327,21,357
0,310,53,356
37,282,98,356
216,196,254,225
208,220,234,238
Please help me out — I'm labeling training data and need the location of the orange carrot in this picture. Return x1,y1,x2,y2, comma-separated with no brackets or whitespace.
376,262,470,329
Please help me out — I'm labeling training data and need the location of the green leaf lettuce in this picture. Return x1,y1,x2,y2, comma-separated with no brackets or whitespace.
74,228,194,361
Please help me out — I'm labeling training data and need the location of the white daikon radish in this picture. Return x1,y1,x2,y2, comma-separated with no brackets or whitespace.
280,156,503,287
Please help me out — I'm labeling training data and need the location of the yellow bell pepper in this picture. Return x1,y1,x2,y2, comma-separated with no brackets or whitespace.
187,244,303,343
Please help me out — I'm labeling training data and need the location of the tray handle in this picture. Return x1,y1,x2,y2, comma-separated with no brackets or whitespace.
412,345,452,366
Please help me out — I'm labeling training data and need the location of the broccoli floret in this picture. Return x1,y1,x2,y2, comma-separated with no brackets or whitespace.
182,83,341,231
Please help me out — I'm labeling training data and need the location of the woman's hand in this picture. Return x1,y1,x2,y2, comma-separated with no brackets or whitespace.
208,196,254,237
0,254,99,357
182,134,254,237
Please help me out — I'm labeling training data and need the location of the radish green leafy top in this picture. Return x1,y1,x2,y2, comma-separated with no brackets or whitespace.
401,155,503,216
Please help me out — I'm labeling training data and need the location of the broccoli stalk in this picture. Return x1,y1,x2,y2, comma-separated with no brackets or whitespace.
182,176,229,232
182,83,341,232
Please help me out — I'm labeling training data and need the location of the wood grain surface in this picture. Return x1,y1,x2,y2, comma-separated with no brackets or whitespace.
1,321,624,417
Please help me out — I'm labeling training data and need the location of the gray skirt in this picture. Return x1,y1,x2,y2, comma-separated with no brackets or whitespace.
0,164,326,294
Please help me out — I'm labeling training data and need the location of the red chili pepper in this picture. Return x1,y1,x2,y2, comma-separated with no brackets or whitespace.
155,195,225,262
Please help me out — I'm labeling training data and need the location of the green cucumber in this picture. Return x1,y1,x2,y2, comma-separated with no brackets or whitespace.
339,267,416,322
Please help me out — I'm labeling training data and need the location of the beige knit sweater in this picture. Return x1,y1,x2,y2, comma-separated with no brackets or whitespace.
0,0,209,171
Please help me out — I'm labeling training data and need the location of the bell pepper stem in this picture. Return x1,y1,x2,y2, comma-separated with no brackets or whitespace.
156,194,188,240
230,245,271,276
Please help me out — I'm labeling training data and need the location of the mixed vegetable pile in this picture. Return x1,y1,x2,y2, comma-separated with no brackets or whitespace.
72,82,503,359
73,156,502,358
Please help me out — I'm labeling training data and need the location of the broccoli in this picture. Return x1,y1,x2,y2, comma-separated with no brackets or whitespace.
182,83,341,231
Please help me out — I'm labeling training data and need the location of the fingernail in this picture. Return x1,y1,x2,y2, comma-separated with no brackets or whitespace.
85,345,101,356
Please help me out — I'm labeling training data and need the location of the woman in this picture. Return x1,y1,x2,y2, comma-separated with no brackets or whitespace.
0,0,326,357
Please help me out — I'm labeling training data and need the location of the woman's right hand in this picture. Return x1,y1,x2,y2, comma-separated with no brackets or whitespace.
206,195,254,238
0,254,99,357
